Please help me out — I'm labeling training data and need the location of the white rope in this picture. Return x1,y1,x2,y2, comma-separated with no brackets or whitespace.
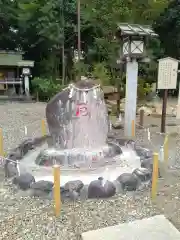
1,157,18,164
68,83,100,92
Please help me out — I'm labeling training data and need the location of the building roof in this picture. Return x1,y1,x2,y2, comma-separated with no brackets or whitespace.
0,51,34,67
117,23,158,37
0,51,22,66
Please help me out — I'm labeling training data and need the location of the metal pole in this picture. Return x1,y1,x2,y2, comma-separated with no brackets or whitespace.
77,0,81,62
62,41,65,85
161,89,168,133
61,0,65,85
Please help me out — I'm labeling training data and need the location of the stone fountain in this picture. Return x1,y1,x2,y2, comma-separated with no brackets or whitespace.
5,78,153,200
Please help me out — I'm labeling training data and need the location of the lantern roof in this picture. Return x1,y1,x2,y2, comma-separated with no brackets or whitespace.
117,23,158,37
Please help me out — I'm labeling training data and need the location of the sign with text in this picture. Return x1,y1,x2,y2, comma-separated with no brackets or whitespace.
157,57,179,89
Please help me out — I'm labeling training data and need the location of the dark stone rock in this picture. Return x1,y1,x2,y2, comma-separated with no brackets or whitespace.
141,158,161,178
132,168,152,182
115,138,129,146
104,180,116,197
16,189,35,198
60,187,74,201
30,180,53,193
88,179,116,198
106,142,122,156
112,123,123,129
5,162,18,178
88,180,105,198
141,157,153,170
32,135,49,146
135,147,153,159
18,139,35,156
126,140,136,149
30,189,50,197
116,173,139,191
13,173,35,190
5,149,22,177
64,180,84,193
9,136,47,161
48,187,79,201
69,190,79,201
7,149,22,160
113,180,124,194
79,185,89,200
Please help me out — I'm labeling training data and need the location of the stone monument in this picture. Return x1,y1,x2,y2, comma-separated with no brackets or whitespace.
46,79,110,149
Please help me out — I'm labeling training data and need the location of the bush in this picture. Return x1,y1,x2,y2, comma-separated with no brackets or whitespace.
137,78,151,100
32,77,66,101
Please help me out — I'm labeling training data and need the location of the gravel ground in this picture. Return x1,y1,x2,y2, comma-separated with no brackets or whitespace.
1,102,180,239
0,102,47,152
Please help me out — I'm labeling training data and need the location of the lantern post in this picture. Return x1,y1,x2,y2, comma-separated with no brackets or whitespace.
117,23,157,137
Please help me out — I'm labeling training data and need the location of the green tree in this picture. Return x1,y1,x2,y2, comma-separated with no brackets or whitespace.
17,0,77,79
153,0,180,58
125,0,168,24
0,0,19,50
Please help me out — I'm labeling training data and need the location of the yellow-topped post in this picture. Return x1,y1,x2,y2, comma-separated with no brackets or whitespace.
53,165,61,217
0,128,4,157
41,119,46,136
131,120,135,137
151,152,159,201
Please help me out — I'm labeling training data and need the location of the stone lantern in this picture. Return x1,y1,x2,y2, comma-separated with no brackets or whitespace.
117,23,158,137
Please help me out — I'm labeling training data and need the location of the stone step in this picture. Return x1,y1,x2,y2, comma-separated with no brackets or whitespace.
82,215,180,240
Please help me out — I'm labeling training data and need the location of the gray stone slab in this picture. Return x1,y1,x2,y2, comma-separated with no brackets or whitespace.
82,215,180,240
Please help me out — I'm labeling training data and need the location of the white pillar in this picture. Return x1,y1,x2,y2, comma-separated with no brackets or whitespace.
24,75,30,96
124,59,138,137
177,82,180,119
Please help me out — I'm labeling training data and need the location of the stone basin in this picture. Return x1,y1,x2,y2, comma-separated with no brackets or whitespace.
17,144,141,186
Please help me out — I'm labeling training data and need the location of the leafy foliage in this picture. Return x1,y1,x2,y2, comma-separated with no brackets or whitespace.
92,62,110,85
32,77,66,101
153,0,180,58
0,0,172,100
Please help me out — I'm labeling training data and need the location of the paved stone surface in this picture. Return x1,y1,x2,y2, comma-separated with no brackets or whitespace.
82,215,180,240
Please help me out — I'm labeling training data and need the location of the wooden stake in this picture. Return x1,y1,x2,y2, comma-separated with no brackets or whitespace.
41,119,46,136
139,109,144,128
0,128,4,157
131,120,135,137
53,165,61,217
151,152,159,200
161,89,168,133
